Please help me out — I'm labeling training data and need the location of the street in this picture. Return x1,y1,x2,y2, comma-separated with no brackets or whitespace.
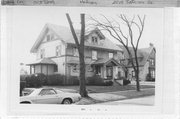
94,96,154,106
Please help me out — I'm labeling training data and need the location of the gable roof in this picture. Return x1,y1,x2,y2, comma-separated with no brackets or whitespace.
91,58,120,66
31,23,122,53
118,45,155,67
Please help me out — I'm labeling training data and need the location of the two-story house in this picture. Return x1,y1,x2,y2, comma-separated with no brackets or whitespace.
27,23,124,84
118,44,156,81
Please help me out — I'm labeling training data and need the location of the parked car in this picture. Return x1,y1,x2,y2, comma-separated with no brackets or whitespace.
20,88,81,104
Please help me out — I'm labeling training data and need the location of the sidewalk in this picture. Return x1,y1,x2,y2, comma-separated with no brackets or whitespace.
75,88,155,105
95,96,155,106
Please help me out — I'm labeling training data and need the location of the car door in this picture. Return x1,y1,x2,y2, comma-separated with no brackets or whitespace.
34,89,59,104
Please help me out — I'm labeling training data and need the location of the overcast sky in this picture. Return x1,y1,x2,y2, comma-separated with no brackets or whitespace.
10,7,163,66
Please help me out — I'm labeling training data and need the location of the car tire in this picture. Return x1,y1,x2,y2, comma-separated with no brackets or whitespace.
62,98,72,104
20,102,31,104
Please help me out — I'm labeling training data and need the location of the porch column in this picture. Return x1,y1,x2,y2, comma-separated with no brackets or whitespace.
40,64,42,74
34,65,35,74
47,65,48,75
30,65,32,74
103,65,107,78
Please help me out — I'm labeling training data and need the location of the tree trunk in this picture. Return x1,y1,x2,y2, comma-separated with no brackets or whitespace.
79,14,88,97
135,68,140,91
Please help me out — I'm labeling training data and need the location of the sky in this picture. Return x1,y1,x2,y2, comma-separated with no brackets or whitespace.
10,7,164,69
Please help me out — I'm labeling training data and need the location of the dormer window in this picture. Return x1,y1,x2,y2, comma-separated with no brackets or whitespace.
92,36,98,44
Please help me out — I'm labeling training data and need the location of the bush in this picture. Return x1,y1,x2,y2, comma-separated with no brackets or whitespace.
68,76,79,85
25,74,44,88
115,77,126,80
146,74,155,82
86,75,104,86
86,75,113,86
45,74,65,86
104,80,113,86
123,79,131,85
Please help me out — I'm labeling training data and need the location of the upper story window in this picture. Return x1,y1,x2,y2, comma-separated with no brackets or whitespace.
40,49,45,59
46,35,51,42
92,36,98,44
46,34,55,42
56,45,61,56
149,59,155,65
73,47,79,56
92,50,97,60
109,52,113,59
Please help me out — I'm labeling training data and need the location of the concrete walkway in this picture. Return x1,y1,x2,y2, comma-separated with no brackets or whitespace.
76,88,155,105
94,96,154,106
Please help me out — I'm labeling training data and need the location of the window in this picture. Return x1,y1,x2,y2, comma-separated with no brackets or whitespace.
132,71,135,77
151,70,155,78
54,65,58,72
56,45,61,56
46,35,51,41
150,59,155,65
72,64,79,72
92,36,98,44
73,47,79,56
109,52,113,59
92,50,97,60
39,89,56,95
40,49,45,58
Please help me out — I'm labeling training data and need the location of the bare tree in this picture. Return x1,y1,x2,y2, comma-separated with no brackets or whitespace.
66,14,88,97
91,14,145,91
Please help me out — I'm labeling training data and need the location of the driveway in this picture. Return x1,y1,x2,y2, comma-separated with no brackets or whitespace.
95,96,154,106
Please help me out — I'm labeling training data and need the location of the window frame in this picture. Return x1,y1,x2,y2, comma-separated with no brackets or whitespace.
73,47,79,56
109,52,114,59
92,36,98,44
56,45,61,57
92,50,97,60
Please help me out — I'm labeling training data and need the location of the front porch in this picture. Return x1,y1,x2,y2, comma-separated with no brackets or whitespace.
27,58,57,75
91,58,120,81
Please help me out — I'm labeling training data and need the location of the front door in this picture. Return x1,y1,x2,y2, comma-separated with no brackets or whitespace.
106,66,113,79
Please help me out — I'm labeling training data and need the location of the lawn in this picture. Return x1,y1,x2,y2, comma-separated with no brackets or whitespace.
44,83,155,93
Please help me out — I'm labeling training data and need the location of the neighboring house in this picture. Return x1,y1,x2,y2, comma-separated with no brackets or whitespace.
27,23,125,84
118,43,156,81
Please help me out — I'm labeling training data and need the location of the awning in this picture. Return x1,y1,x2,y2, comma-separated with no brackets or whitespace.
26,58,56,65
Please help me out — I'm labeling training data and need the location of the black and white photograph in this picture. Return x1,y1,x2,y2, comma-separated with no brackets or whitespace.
16,7,158,105
0,6,179,117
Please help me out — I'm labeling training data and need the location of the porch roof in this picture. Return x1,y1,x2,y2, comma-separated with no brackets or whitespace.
27,58,56,65
91,58,120,66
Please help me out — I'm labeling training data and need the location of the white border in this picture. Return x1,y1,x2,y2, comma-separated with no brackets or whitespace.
1,6,179,118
